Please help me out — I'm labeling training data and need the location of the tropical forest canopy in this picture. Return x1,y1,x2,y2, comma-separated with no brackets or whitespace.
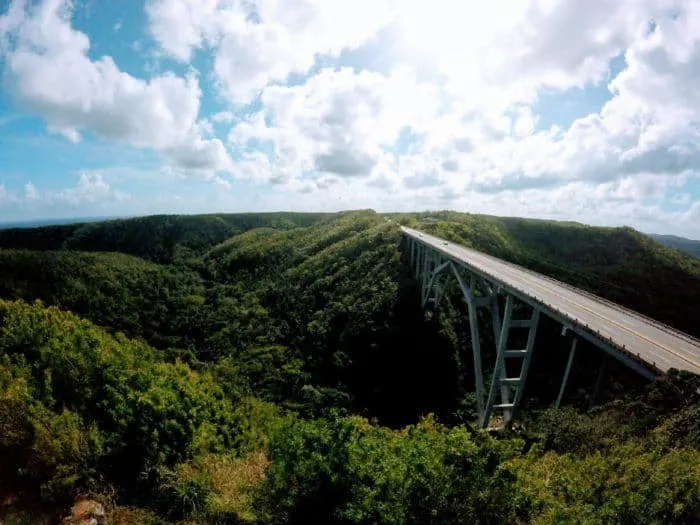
0,210,698,524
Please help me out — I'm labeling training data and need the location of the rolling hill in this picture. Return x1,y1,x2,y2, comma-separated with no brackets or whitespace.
0,210,698,524
648,232,700,258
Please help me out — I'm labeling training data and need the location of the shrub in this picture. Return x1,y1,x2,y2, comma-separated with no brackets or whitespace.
255,414,522,524
0,300,238,499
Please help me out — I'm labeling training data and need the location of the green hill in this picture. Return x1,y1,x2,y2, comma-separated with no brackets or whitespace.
648,232,700,258
0,212,331,264
1,210,698,523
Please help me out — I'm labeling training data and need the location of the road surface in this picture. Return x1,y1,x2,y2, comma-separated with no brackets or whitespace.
402,227,700,376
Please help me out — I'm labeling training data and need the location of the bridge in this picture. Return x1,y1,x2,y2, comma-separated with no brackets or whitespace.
402,226,700,428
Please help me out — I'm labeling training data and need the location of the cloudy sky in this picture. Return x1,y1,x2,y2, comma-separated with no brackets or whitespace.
1,0,700,237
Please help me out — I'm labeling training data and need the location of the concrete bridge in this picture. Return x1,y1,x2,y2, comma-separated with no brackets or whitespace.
402,227,700,428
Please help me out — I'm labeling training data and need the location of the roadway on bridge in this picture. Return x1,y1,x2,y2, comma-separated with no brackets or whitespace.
402,227,700,376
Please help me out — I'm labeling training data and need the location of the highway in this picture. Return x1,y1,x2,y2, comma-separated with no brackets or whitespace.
402,227,700,376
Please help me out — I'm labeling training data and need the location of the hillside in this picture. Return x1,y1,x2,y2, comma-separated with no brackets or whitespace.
649,232,700,259
1,210,699,523
0,212,332,264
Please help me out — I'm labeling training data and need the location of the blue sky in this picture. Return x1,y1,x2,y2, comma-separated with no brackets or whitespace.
1,0,700,238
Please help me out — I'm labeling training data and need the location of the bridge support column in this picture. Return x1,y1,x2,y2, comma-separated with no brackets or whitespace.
481,295,541,428
432,259,448,306
421,247,430,295
422,256,450,308
556,336,578,409
482,295,514,427
417,243,424,279
590,354,609,408
414,242,424,279
451,262,485,418
512,308,540,410
409,239,415,275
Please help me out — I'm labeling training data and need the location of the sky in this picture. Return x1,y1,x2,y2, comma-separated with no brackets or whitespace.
1,0,700,238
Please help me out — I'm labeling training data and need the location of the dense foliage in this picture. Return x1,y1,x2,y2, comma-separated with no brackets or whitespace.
0,210,698,523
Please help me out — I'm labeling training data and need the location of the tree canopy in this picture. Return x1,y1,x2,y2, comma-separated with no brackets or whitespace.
0,210,698,523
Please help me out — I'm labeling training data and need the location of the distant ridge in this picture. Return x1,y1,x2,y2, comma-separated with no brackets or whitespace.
0,216,125,230
648,232,700,258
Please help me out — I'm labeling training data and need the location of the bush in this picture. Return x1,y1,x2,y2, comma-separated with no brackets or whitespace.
0,300,237,499
155,463,214,520
256,414,522,524
0,370,103,505
512,441,700,524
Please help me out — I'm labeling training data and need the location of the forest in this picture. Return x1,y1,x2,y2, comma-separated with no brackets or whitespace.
0,210,698,524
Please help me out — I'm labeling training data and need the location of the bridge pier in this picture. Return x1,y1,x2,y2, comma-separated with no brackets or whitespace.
555,335,578,409
451,263,486,418
590,354,609,408
482,296,540,427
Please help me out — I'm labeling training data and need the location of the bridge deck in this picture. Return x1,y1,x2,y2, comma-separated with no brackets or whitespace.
402,227,700,376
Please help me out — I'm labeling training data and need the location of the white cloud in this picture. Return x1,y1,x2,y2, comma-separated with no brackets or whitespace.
146,0,219,62
229,67,436,183
671,192,692,205
0,0,232,178
147,0,394,103
211,111,234,123
214,176,232,190
211,0,700,238
0,173,128,211
367,172,398,190
54,173,126,205
339,2,700,204
167,137,230,173
315,174,339,189
23,181,39,201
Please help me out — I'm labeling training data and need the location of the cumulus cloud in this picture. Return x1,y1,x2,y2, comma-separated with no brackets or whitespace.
147,0,394,103
4,0,700,237
0,0,232,178
211,111,234,123
23,181,39,201
359,2,700,211
0,173,128,211
228,67,436,184
149,0,641,108
212,0,700,229
54,173,127,205
214,176,233,190
315,175,340,189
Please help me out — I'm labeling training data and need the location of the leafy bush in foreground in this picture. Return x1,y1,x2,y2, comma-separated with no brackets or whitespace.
0,299,238,503
256,414,521,524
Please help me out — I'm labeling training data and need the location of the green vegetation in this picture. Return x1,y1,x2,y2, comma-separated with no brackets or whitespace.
0,210,698,523
649,232,700,259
